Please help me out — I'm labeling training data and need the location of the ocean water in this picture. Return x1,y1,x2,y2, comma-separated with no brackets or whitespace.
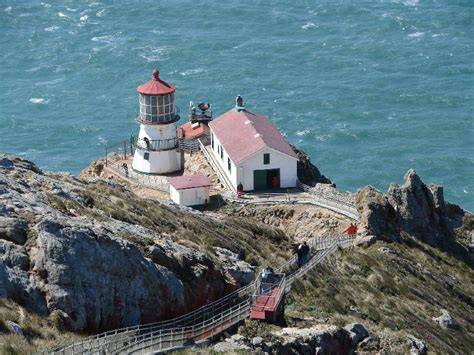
1,0,472,210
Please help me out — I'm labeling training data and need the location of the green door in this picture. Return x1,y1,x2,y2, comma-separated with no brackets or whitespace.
253,170,267,191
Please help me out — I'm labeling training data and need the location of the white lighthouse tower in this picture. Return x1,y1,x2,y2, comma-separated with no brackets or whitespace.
132,68,182,174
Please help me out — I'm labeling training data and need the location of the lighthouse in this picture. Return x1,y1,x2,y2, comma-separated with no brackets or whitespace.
132,68,182,174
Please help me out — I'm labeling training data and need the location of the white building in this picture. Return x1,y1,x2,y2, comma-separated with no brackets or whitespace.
168,175,211,206
132,69,183,174
208,97,298,192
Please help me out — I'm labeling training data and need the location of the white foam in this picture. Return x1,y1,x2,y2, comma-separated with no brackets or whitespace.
402,0,419,6
408,32,424,38
302,22,317,30
45,25,60,32
179,68,205,76
96,9,106,17
80,15,88,21
296,129,310,136
29,98,50,104
66,7,78,12
41,3,51,8
58,11,69,18
4,6,12,13
35,78,64,87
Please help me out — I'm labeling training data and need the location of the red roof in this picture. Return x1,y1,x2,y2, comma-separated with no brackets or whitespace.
208,108,298,163
177,121,210,140
168,175,211,190
137,69,176,95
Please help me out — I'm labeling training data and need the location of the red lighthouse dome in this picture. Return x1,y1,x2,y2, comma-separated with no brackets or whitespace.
137,68,176,95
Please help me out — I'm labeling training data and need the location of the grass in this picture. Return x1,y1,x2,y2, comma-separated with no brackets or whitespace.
0,299,82,354
284,236,474,354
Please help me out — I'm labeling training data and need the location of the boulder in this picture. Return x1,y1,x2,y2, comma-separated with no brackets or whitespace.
354,235,378,248
343,323,369,345
214,247,256,285
407,334,428,355
0,217,28,245
5,321,24,337
432,309,457,329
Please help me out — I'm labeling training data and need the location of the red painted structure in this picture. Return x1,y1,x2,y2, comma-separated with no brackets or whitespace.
250,273,286,323
137,68,176,95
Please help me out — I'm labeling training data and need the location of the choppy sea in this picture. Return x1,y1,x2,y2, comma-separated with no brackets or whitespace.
1,1,472,210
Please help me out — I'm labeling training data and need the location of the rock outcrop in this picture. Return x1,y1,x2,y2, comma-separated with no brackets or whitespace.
292,145,332,186
0,155,258,332
356,169,466,247
214,323,368,354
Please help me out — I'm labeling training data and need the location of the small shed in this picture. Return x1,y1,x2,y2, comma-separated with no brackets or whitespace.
168,175,211,207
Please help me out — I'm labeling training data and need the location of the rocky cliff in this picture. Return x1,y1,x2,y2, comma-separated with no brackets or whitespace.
356,169,467,248
0,155,292,336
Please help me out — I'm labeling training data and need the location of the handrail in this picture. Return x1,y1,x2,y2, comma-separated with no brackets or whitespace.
42,233,356,354
198,138,236,192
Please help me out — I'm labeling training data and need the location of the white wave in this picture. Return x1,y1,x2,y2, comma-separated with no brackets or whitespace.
402,0,419,6
302,22,317,30
29,98,50,104
45,25,60,32
408,32,424,38
4,6,12,13
296,129,310,136
41,3,51,8
80,15,88,21
96,9,106,17
179,68,205,76
137,46,168,62
35,78,64,87
88,2,102,7
66,7,78,12
58,11,69,18
91,34,115,43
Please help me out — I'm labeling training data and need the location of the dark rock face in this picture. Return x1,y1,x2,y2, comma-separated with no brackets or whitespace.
356,169,466,247
292,145,332,186
0,155,253,332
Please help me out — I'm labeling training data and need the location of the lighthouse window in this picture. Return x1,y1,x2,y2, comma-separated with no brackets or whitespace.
220,146,224,160
211,133,214,149
144,152,150,161
263,153,270,165
228,158,232,173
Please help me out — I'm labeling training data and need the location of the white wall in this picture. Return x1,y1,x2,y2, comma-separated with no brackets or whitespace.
132,122,182,174
138,122,176,140
169,185,210,206
210,129,297,192
238,148,297,191
210,130,238,189
132,149,182,174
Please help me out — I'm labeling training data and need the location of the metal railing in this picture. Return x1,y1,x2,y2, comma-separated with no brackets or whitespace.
135,137,179,151
198,138,236,192
42,233,355,354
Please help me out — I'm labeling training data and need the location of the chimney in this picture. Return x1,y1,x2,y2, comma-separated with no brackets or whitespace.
235,95,245,112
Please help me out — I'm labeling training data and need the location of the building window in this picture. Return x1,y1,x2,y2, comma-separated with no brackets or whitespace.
220,146,224,160
144,152,150,161
263,153,270,165
211,133,214,149
228,158,232,173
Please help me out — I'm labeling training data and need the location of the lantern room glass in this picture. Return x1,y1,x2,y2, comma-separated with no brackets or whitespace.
139,93,176,123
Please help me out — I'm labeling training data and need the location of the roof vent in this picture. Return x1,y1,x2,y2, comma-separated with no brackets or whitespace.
235,95,245,112
254,133,263,138
244,120,253,125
